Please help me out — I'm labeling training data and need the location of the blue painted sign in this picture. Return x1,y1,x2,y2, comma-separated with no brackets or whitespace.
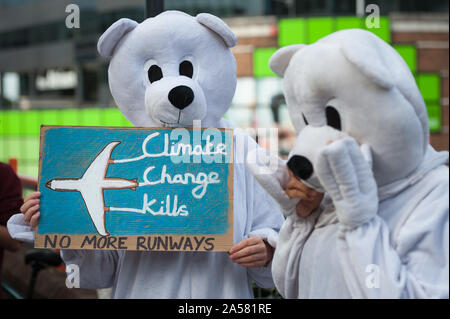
35,126,234,251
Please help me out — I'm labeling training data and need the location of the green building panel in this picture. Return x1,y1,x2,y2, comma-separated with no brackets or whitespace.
23,110,46,136
41,110,60,129
416,73,441,101
0,108,132,136
102,108,133,127
253,47,278,77
308,17,334,43
427,104,442,133
394,45,417,73
363,16,391,43
278,18,307,47
2,111,22,136
335,16,364,30
279,16,391,47
79,108,106,127
59,109,83,127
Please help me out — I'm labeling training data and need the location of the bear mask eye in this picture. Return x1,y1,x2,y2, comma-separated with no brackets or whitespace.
325,106,341,131
148,65,163,83
179,60,193,78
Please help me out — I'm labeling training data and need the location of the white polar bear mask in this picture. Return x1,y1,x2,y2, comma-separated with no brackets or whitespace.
269,29,429,189
98,11,237,128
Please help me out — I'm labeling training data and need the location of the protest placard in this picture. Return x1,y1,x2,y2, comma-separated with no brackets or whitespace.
35,126,233,251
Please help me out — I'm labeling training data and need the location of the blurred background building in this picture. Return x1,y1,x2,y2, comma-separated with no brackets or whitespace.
0,0,448,298
0,0,448,175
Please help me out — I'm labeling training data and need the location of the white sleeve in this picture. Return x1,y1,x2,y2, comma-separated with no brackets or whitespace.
336,182,449,298
7,213,34,243
243,134,317,292
270,205,321,299
61,249,119,290
246,172,285,289
247,173,285,247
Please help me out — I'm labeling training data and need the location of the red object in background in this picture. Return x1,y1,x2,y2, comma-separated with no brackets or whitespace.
269,24,278,37
55,250,66,271
8,158,18,173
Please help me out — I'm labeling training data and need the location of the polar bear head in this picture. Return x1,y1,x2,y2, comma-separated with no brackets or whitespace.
98,11,237,128
270,29,429,188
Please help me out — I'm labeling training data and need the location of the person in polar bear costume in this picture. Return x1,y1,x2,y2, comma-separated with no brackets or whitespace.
8,11,285,298
247,29,449,298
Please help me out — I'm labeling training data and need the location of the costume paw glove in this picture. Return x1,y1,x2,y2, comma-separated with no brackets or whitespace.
315,137,378,228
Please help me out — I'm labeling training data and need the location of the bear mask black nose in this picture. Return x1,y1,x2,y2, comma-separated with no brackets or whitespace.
287,155,314,180
168,85,194,110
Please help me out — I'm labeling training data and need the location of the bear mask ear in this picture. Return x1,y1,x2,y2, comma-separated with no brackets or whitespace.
98,18,138,58
340,29,394,89
269,44,306,77
196,13,237,48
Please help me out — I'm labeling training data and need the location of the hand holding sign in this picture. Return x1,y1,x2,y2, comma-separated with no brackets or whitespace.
21,192,41,228
229,237,274,268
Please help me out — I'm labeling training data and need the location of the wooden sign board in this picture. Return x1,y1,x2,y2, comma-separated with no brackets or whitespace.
35,126,234,252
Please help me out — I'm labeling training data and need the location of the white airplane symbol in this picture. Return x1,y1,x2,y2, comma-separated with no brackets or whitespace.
45,141,138,236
